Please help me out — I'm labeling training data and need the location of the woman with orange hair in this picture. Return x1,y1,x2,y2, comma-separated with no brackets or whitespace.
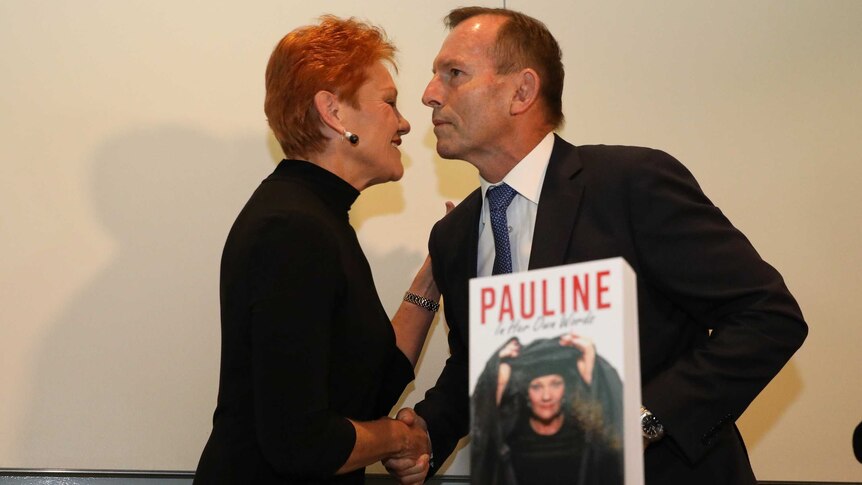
195,16,435,484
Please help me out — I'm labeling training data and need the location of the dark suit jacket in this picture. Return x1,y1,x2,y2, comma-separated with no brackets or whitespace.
415,135,807,484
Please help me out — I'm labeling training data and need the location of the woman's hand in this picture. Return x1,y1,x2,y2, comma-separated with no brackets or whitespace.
444,200,455,214
394,408,431,459
498,338,521,359
386,408,431,485
339,410,429,480
495,338,520,404
559,332,596,385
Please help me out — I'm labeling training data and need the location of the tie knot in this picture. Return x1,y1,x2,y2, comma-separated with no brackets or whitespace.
487,183,517,212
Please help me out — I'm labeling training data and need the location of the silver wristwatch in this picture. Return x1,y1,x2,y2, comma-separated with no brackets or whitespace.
640,406,665,443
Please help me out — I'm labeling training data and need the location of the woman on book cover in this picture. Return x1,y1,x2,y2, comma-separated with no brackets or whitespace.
472,334,624,485
195,16,438,484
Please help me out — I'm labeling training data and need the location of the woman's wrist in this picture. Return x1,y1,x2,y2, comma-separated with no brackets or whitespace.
376,417,410,458
404,291,439,313
403,257,441,312
412,256,440,299
389,417,412,457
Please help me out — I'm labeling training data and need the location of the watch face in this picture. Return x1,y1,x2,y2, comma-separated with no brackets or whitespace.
642,413,662,439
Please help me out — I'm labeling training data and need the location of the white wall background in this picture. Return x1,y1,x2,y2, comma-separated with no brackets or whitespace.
1,1,860,482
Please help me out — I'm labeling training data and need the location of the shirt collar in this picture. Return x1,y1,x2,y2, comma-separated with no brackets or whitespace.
480,131,555,203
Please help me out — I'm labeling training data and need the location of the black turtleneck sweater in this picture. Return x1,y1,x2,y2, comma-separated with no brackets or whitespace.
195,160,414,484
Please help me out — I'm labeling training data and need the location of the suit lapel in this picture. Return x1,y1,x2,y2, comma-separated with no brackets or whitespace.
458,190,481,280
440,189,481,337
528,135,584,270
440,188,481,284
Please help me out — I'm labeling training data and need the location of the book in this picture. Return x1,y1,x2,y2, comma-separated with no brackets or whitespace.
469,257,643,485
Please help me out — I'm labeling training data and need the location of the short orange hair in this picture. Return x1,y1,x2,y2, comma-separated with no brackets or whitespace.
265,15,397,158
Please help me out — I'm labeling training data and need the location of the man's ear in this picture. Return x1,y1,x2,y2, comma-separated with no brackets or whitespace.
510,68,541,116
313,90,344,135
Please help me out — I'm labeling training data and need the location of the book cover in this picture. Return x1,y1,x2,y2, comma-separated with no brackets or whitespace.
469,257,643,485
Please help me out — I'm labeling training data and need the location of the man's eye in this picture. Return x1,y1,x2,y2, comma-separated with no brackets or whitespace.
450,68,463,78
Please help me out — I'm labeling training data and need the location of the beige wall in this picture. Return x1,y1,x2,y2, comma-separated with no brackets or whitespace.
0,0,859,482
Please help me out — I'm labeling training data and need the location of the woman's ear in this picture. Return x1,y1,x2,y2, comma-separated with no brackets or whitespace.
510,68,541,116
313,90,343,135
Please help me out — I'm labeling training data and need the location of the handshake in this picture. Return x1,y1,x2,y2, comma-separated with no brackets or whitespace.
386,407,432,485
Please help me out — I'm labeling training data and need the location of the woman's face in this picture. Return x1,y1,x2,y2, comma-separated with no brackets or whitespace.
528,374,565,422
338,61,411,189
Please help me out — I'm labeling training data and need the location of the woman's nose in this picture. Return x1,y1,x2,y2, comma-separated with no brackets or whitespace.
398,113,410,135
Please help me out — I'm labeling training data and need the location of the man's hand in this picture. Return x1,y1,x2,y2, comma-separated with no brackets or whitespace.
384,407,431,485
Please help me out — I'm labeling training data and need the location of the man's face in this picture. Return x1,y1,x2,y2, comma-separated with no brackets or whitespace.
422,15,514,163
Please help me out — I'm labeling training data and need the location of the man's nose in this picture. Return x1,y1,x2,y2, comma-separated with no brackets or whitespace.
422,76,442,108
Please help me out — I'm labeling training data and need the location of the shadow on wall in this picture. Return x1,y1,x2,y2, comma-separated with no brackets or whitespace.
424,129,478,202
17,125,444,469
352,174,406,231
17,126,273,468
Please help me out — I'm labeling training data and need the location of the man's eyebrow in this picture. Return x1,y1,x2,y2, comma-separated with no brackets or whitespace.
432,58,458,74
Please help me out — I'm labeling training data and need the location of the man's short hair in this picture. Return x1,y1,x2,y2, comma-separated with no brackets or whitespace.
446,7,564,128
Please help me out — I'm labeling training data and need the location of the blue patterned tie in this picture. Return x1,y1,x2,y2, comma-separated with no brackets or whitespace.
487,183,518,275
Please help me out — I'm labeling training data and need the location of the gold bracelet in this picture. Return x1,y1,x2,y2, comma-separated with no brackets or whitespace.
403,291,440,313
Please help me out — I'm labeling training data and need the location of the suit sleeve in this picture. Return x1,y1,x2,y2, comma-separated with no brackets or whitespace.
413,221,471,475
248,214,356,478
627,149,807,464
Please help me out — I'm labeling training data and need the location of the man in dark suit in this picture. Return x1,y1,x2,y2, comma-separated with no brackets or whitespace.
386,7,807,484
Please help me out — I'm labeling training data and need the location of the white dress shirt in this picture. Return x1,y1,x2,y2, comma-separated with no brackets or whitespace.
477,132,555,277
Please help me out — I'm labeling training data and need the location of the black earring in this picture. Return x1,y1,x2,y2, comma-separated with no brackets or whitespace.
344,131,359,145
